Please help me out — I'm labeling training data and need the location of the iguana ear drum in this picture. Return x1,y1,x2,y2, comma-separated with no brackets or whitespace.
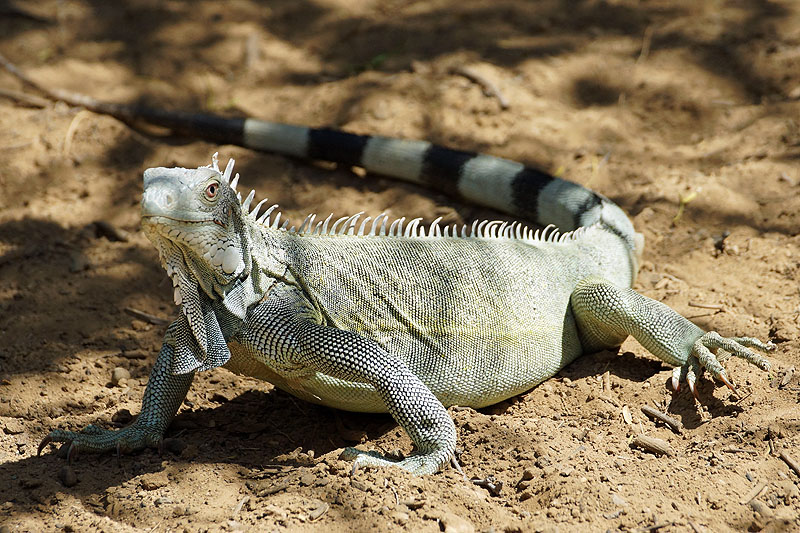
221,246,242,275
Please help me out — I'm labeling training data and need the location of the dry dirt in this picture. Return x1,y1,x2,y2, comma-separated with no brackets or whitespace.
1,1,800,532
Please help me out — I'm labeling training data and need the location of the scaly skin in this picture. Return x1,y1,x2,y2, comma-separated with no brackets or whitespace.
39,153,773,476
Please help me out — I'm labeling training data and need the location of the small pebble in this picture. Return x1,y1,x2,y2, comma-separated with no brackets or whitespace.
392,511,409,524
1,417,24,435
439,511,475,533
140,471,169,491
749,499,773,518
68,251,89,273
163,438,187,455
111,367,130,386
111,409,133,425
58,465,78,487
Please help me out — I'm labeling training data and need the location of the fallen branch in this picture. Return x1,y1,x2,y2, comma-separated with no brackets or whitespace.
0,51,227,138
0,87,50,108
641,405,683,434
123,307,169,326
780,450,800,477
630,435,672,456
452,65,509,110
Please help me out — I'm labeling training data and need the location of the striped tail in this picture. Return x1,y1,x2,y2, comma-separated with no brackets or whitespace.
239,119,640,253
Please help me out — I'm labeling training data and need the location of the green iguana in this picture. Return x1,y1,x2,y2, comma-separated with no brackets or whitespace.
21,64,772,475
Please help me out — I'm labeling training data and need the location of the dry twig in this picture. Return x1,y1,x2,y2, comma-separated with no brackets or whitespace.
452,65,509,110
687,301,723,310
641,405,683,434
123,307,170,326
630,435,672,456
780,450,800,477
0,87,50,108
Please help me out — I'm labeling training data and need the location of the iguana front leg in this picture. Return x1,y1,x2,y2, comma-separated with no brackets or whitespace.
39,323,195,459
241,299,457,475
570,276,773,396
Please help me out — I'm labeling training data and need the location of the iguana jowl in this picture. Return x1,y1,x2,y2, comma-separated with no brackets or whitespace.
39,121,773,475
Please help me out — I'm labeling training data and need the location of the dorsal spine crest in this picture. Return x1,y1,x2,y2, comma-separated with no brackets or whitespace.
218,155,588,245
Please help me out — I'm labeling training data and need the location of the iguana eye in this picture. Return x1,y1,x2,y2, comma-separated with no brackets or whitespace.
205,182,219,200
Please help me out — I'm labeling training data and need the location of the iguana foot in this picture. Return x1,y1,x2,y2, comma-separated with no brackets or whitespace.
38,423,163,460
341,446,453,476
671,332,773,398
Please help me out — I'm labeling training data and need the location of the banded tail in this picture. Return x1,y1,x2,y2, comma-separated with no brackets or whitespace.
0,53,640,259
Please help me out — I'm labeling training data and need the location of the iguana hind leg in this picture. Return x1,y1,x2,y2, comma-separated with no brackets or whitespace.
39,325,194,458
570,276,772,396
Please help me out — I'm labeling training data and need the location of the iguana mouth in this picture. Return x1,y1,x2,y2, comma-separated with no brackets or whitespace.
142,215,215,225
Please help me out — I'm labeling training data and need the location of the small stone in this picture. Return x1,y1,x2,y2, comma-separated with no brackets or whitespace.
308,501,329,521
749,499,773,518
401,498,426,510
439,511,475,533
612,494,627,507
225,519,243,531
350,479,368,492
58,465,78,487
1,417,24,435
163,438,187,455
111,409,133,425
775,479,799,500
140,471,169,491
299,472,316,486
521,467,535,481
392,511,409,524
69,251,90,273
111,367,130,386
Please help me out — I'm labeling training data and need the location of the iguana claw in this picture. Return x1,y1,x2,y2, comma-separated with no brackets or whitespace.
37,435,52,457
671,332,772,398
67,441,79,463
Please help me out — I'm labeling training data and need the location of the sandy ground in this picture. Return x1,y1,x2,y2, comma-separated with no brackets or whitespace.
1,1,799,531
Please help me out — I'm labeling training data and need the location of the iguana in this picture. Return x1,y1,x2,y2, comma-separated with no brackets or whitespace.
16,61,772,475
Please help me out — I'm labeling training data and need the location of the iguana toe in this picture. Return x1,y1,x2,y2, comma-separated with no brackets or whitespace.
672,332,771,398
342,447,451,476
39,423,163,459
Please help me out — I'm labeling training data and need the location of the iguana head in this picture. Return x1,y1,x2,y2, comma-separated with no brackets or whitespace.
141,155,257,368
141,154,251,293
